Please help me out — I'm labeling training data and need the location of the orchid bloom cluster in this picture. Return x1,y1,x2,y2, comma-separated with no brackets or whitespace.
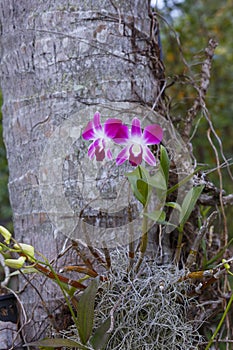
82,112,163,167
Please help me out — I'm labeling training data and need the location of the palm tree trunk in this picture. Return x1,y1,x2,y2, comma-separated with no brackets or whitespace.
0,0,165,345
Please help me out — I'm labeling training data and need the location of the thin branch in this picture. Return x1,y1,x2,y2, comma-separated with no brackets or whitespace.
6,287,31,350
34,263,86,290
103,243,111,269
81,220,106,266
72,240,94,270
19,270,59,331
184,38,218,141
186,211,217,268
199,193,233,207
60,265,98,278
207,128,228,244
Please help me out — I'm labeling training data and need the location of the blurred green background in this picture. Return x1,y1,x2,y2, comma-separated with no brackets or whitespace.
159,0,232,185
157,0,233,233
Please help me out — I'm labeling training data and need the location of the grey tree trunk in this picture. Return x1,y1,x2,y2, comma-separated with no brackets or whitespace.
0,0,165,346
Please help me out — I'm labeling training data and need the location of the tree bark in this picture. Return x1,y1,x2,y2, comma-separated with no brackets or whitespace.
0,0,165,345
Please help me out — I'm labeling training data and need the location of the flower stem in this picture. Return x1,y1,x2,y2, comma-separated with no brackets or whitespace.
135,205,148,272
127,205,135,273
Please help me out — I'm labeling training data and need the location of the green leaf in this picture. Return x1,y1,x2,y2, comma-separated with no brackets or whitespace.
90,317,111,350
24,338,88,349
179,185,204,228
9,267,38,276
147,169,167,191
125,165,150,183
159,145,170,186
77,277,99,345
144,210,166,223
166,166,203,195
126,166,151,206
136,179,149,206
165,202,182,212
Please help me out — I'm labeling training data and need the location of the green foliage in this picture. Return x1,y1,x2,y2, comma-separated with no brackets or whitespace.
126,146,170,208
0,228,109,348
144,209,166,223
24,338,89,349
159,0,233,235
90,317,111,350
126,166,151,206
127,147,204,231
77,278,99,345
159,145,170,186
179,185,204,230
155,2,233,346
205,284,233,350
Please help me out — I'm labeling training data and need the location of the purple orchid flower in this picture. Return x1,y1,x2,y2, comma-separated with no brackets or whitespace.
114,117,163,166
82,112,125,161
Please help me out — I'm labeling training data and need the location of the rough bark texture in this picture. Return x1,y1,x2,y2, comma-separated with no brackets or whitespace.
0,0,165,346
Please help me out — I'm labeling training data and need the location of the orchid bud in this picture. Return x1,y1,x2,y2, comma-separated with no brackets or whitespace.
5,256,26,269
222,259,230,270
0,225,12,244
14,243,35,261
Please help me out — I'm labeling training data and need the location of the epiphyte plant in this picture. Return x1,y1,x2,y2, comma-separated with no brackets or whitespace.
82,111,163,166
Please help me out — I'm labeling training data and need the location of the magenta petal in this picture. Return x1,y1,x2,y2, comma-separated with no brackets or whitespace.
129,144,143,166
131,118,142,138
93,138,100,148
88,143,95,159
106,148,112,160
112,124,129,144
143,146,156,166
93,111,102,132
143,124,163,145
82,120,95,140
116,147,129,165
104,118,123,138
